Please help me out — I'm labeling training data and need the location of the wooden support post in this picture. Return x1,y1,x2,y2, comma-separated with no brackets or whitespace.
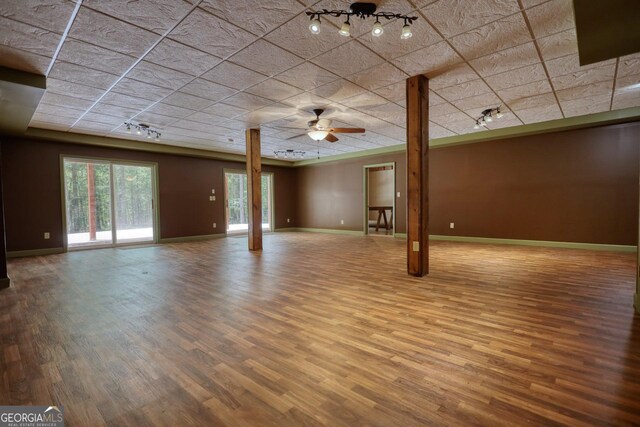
87,163,97,241
246,128,262,251
406,75,429,277
636,153,640,314
0,144,9,289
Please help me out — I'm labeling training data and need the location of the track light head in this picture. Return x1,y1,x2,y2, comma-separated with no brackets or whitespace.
339,20,351,37
474,122,480,130
372,19,383,37
401,22,412,39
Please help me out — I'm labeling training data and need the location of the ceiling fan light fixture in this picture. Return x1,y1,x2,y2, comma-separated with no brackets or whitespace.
308,130,330,141
401,22,412,39
372,19,384,37
309,15,321,34
339,19,351,37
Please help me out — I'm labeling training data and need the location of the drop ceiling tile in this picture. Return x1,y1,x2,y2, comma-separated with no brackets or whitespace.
69,7,158,57
245,79,304,102
508,92,557,110
57,39,136,75
537,28,577,61
274,62,339,90
72,119,117,133
82,0,194,34
126,61,194,90
40,92,95,110
230,39,303,77
449,13,531,60
392,41,462,76
0,15,60,57
35,103,85,119
615,73,640,91
483,112,522,129
202,103,249,119
484,63,547,91
612,88,640,110
201,61,267,90
496,79,552,103
470,42,539,77
428,102,460,118
185,111,234,126
429,122,456,138
238,103,298,124
550,64,616,90
340,92,389,110
200,0,305,37
312,79,368,102
372,81,406,104
358,19,442,61
453,93,502,114
423,0,521,38
347,63,408,91
264,12,347,60
525,0,574,39
48,62,119,90
146,102,196,118
430,111,470,126
0,45,51,74
163,92,216,110
180,79,237,102
0,0,76,33
280,92,332,109
442,119,479,134
145,38,221,76
513,104,563,123
133,112,179,127
428,91,447,106
30,113,77,126
168,8,256,58
559,95,611,117
82,112,125,127
111,78,174,102
101,92,156,110
429,63,480,90
437,79,492,102
311,40,385,77
90,102,142,119
46,78,104,101
222,92,275,111
555,81,613,102
545,54,615,78
29,120,72,131
617,53,640,78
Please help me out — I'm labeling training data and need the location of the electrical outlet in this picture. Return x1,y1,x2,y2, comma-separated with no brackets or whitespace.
341,219,344,225
44,232,50,240
213,223,216,229
412,241,419,252
287,218,290,223
450,222,455,229
209,195,216,201
397,191,401,197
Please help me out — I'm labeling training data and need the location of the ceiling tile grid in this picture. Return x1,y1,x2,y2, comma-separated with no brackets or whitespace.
0,0,638,160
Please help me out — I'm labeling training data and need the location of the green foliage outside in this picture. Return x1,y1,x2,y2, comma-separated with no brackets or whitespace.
226,173,271,226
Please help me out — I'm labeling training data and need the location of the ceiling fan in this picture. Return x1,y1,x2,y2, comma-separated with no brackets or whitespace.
287,109,365,143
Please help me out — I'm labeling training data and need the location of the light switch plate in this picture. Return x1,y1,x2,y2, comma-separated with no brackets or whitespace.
397,192,401,197
412,241,419,252
212,189,215,194
450,222,455,229
287,218,290,223
44,232,50,239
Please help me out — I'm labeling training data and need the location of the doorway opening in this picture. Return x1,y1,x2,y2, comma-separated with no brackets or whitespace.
62,157,157,249
224,170,273,234
364,163,395,237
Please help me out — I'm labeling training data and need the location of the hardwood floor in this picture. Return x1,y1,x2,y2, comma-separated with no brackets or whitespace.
2,233,639,426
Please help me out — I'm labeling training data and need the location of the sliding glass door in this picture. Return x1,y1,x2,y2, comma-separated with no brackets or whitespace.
224,171,273,234
63,158,156,249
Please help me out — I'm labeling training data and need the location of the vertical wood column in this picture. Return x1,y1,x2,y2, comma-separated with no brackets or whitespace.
406,75,429,277
246,128,262,251
0,144,9,289
636,153,640,314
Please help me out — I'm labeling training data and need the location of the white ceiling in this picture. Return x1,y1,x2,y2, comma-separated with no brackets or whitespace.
1,0,639,160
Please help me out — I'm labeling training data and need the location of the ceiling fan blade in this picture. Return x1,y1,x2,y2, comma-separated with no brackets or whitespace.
325,133,339,143
330,127,365,133
286,133,308,140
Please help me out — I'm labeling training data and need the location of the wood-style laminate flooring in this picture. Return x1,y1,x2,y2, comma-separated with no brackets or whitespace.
2,232,639,426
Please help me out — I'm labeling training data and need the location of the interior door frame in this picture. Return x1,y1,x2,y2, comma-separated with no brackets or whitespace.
60,155,159,251
363,162,396,237
223,168,275,235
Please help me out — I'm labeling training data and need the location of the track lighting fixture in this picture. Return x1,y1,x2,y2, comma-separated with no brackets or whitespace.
306,2,418,40
274,149,305,159
124,122,161,141
309,15,321,34
473,107,503,130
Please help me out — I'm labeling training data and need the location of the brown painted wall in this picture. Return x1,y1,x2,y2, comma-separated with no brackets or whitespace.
296,122,640,245
1,137,296,252
0,143,8,280
295,153,406,233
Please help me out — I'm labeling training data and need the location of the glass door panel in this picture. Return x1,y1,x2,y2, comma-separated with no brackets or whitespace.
64,160,113,248
113,164,154,244
225,172,273,233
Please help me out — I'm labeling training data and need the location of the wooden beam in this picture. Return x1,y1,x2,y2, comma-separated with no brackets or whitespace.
246,128,262,251
406,75,429,277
